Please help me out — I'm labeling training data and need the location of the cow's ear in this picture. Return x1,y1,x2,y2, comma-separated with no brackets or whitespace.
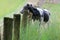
27,4,29,6
30,4,32,6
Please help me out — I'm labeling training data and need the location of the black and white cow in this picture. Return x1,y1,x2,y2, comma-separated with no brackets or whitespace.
20,4,50,26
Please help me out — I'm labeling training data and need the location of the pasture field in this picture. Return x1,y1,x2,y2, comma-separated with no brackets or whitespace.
0,0,60,40
0,0,26,19
20,3,60,40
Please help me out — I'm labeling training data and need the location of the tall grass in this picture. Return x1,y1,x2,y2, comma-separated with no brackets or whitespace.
0,0,26,18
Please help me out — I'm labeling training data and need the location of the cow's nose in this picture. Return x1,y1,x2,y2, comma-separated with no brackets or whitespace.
20,11,23,14
20,11,22,13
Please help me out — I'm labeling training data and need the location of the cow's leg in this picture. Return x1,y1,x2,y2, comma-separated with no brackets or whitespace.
39,16,43,28
43,21,50,29
32,19,35,24
39,18,41,26
32,16,36,24
47,16,50,29
43,22,47,29
43,18,50,29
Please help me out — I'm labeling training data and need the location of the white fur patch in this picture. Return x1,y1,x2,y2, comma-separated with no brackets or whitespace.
37,8,43,16
43,9,50,15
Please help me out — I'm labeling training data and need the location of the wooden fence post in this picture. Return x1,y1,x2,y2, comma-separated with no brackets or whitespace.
13,14,20,40
21,9,29,40
3,17,13,40
22,10,28,28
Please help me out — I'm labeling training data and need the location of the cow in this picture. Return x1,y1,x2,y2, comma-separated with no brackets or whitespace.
20,4,50,28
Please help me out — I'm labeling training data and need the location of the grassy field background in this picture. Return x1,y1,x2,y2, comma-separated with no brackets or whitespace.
0,0,60,40
0,0,26,25
0,0,26,19
20,3,60,40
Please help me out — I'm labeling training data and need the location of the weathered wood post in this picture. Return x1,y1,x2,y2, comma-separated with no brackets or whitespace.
3,17,13,40
21,9,29,40
21,10,30,34
13,14,20,40
22,10,28,28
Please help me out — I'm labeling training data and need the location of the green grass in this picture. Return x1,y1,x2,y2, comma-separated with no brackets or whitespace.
0,0,26,18
20,3,60,40
41,3,60,40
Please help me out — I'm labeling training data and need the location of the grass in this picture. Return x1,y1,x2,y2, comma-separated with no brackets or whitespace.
20,3,60,40
40,3,60,40
0,0,26,18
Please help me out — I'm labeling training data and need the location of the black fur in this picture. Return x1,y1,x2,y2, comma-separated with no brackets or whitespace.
43,10,49,23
